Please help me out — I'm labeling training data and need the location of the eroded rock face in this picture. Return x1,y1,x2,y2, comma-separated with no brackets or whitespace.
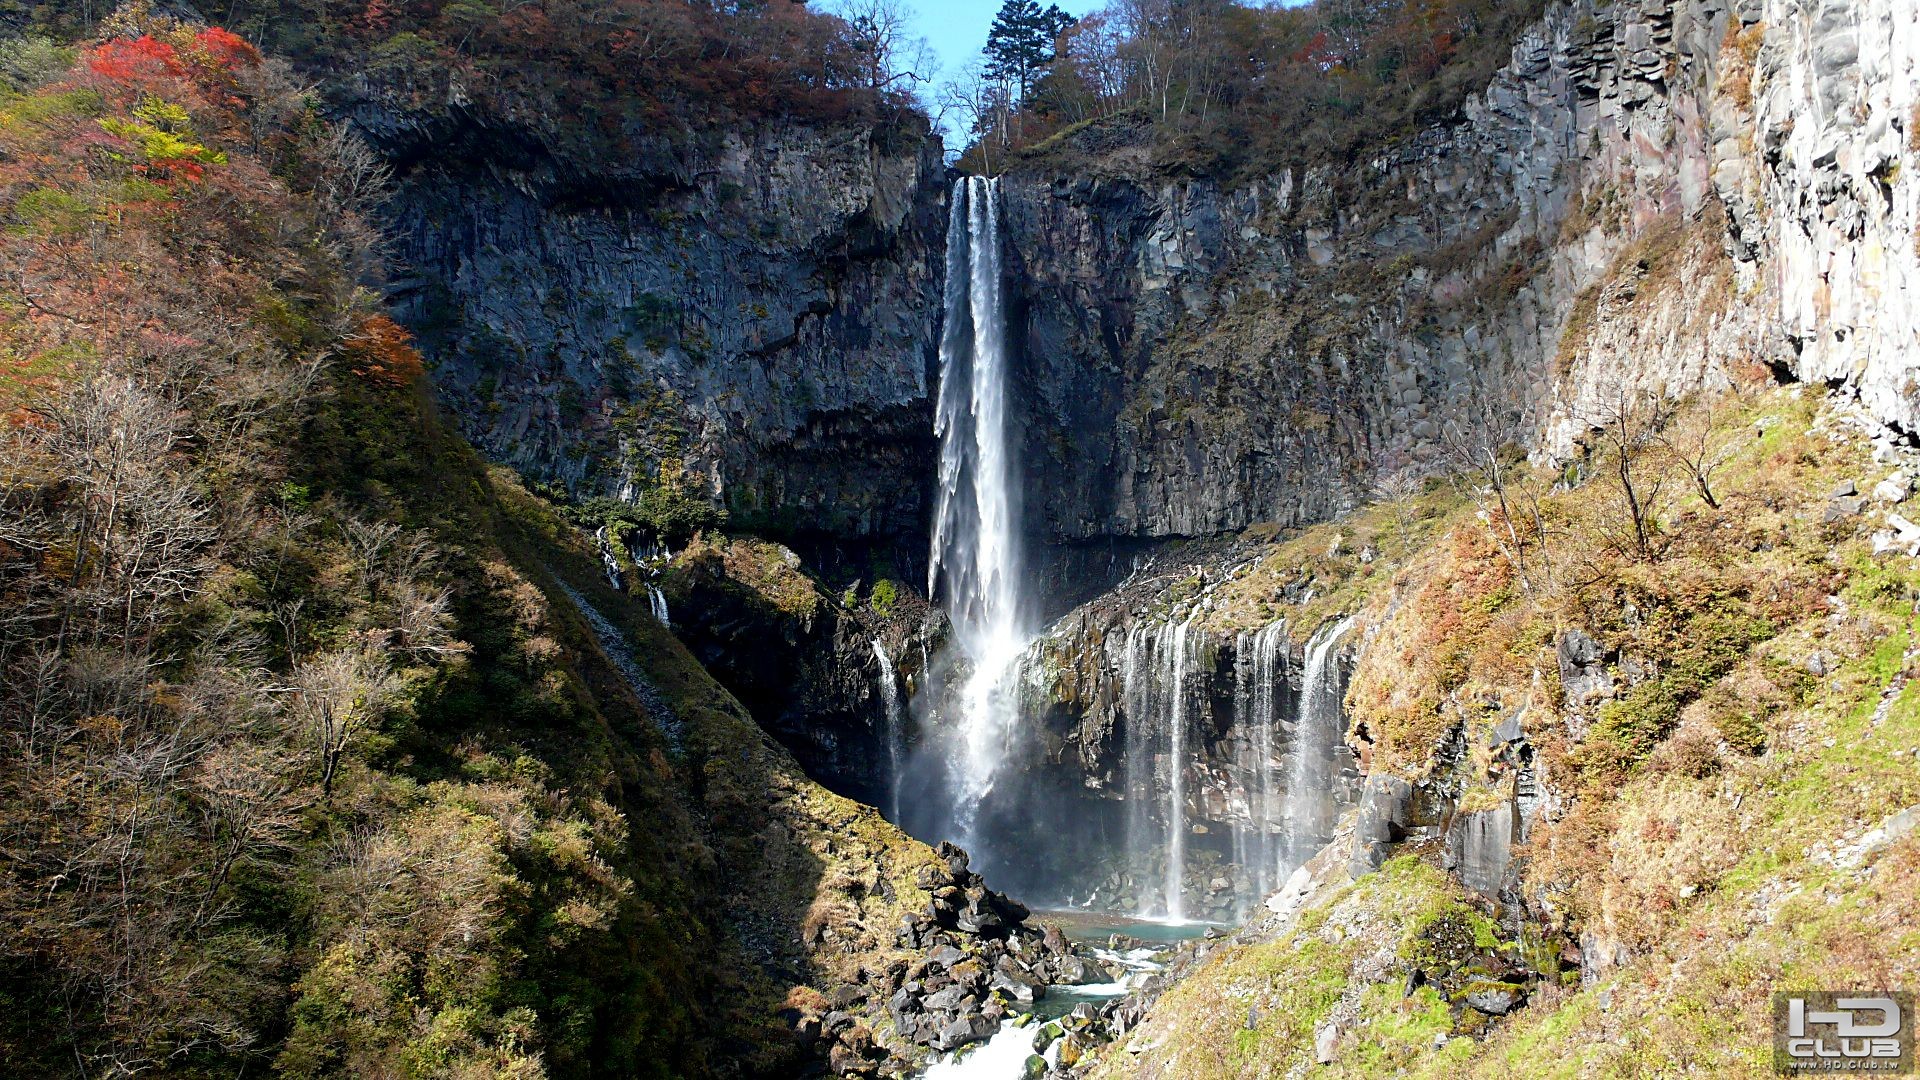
992,0,1920,557
363,103,949,560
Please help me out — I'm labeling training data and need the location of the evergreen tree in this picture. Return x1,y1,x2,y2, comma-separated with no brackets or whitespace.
983,0,1076,99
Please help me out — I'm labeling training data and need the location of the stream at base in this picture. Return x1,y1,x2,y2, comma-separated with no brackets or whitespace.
920,915,1213,1079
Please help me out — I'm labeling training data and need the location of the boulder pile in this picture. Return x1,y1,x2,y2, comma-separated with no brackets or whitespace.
884,844,1109,1053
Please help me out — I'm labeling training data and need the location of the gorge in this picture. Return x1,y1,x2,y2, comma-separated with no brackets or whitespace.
2,0,1919,1076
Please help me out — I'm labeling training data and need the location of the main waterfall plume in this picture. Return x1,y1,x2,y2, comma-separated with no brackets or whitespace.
925,176,1028,858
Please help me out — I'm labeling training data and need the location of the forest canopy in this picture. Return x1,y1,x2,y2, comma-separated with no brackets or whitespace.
12,0,930,137
950,0,1550,177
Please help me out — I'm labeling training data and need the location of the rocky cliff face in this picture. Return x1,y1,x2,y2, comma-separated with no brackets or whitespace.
356,97,950,561
959,0,1917,917
994,0,1919,555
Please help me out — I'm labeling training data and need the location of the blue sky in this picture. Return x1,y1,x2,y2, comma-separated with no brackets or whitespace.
893,0,1105,143
900,0,1106,88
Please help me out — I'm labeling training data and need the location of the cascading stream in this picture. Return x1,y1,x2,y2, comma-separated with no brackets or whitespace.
927,176,1029,857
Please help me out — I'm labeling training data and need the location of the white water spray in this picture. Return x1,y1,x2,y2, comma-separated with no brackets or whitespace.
928,176,1028,851
1119,612,1205,922
1162,611,1197,923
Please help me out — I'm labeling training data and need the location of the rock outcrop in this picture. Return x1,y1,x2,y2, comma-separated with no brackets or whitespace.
357,94,950,564
992,0,1919,563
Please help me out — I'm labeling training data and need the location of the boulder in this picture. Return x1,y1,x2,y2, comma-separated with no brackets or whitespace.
1041,924,1069,955
931,1015,996,1052
1826,494,1868,521
922,984,970,1012
1315,1022,1340,1064
1465,985,1524,1015
990,970,1042,1003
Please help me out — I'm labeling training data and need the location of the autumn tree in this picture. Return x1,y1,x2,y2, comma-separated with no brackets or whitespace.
288,647,399,800
1576,382,1676,563
1655,393,1738,510
833,0,936,93
1440,372,1555,595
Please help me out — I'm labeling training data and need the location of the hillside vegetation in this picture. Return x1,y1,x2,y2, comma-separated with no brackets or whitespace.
0,18,943,1077
958,0,1548,177
15,0,918,140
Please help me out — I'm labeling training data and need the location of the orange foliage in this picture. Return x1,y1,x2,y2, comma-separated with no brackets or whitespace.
1,24,373,412
84,26,259,110
346,316,427,389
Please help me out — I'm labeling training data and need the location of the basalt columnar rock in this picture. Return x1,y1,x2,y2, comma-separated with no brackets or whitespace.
914,0,1916,943
354,88,950,565
991,0,1919,561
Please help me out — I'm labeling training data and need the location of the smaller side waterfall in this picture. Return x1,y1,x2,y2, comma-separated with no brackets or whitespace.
593,526,624,589
647,585,670,628
872,639,906,822
1288,614,1355,868
1162,613,1197,922
1119,612,1205,922
1231,621,1290,912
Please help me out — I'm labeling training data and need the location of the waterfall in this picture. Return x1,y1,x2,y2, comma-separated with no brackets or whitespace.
1162,612,1196,923
1120,623,1152,914
1288,614,1355,868
1119,612,1203,922
647,585,670,628
872,638,905,822
1231,621,1289,913
593,526,624,589
926,176,1028,854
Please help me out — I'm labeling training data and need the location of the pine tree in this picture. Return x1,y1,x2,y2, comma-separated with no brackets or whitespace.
983,0,1075,100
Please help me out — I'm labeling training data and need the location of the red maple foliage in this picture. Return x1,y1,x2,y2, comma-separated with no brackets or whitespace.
188,27,260,72
85,35,184,81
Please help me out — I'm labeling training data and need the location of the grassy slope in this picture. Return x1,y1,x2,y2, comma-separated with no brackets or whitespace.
1079,387,1920,1077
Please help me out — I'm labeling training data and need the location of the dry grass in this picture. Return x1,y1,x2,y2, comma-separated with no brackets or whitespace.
1721,22,1767,111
